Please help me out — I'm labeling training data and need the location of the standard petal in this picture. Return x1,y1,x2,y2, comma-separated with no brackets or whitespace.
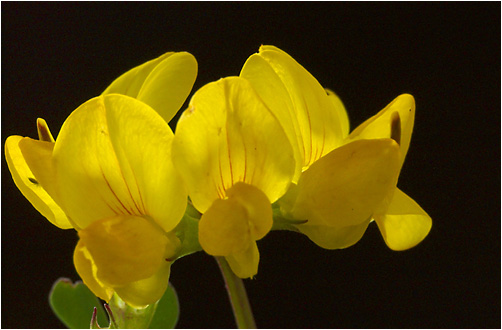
297,221,370,250
114,262,172,308
240,54,303,181
172,77,295,213
226,241,260,279
326,89,350,139
291,139,401,228
254,45,345,168
136,52,197,124
9,136,72,229
103,94,187,232
78,215,170,287
374,188,432,251
73,240,114,302
348,94,415,168
102,52,197,124
102,52,174,96
54,95,186,231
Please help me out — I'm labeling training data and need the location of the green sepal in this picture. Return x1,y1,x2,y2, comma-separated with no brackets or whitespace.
91,305,114,329
148,283,180,329
49,278,108,329
271,201,306,232
173,202,203,260
106,284,179,329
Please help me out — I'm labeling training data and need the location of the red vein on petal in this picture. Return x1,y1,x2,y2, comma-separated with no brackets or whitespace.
218,144,227,193
81,160,118,216
226,128,234,186
100,167,132,215
114,151,143,215
214,179,225,199
124,168,144,215
242,137,248,183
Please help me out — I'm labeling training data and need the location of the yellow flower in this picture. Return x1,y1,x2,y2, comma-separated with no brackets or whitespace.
5,52,197,307
172,77,295,278
240,45,431,251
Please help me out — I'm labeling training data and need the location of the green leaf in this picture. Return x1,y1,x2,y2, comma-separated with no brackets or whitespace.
106,284,179,329
49,278,108,329
148,283,180,329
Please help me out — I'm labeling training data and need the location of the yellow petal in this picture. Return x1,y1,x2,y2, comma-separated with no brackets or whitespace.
226,241,260,279
114,262,172,308
374,188,432,251
240,54,303,181
8,136,72,229
291,139,401,228
102,52,174,96
348,94,415,168
73,240,114,302
53,95,186,231
226,182,272,240
252,45,345,168
102,95,187,232
102,52,197,124
172,76,295,213
198,197,251,256
78,215,170,287
37,118,55,142
326,89,350,139
296,221,370,250
198,182,272,259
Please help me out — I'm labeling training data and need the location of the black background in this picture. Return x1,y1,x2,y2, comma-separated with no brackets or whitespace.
2,3,500,329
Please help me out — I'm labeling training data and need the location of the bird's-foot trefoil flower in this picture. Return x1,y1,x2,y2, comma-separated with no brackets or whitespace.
5,51,198,307
240,45,431,251
172,76,295,278
6,95,186,308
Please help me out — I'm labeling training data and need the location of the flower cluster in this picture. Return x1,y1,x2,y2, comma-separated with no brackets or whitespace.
5,46,431,308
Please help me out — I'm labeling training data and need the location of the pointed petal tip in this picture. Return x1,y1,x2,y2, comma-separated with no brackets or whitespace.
37,118,56,142
395,93,416,109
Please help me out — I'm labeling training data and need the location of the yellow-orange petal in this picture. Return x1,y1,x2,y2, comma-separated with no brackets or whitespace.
291,139,401,228
326,89,350,139
78,215,169,287
348,94,415,169
374,188,432,251
226,182,272,240
10,136,72,229
53,95,186,231
73,240,114,302
240,54,303,181
226,241,260,279
198,197,250,256
102,52,197,124
114,262,172,308
172,77,295,213
37,118,55,142
247,45,345,168
296,221,370,250
198,182,272,277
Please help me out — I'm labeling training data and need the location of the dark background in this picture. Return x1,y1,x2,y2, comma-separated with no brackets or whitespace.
2,3,500,328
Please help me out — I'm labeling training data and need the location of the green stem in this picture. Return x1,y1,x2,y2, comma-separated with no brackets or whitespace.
215,257,257,329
